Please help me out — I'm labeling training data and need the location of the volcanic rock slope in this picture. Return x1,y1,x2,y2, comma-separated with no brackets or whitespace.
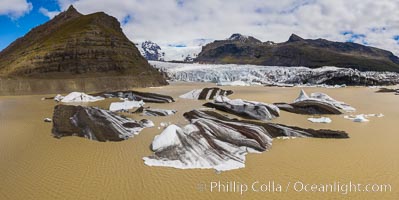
196,33,399,72
0,6,166,86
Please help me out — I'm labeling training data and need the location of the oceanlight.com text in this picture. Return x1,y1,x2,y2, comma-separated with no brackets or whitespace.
196,180,392,195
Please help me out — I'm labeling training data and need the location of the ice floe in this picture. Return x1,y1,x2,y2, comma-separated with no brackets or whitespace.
204,96,280,121
275,89,355,115
179,87,233,100
306,92,356,112
151,125,182,151
95,90,174,103
308,117,332,123
52,105,153,142
344,113,384,123
55,92,105,103
109,100,145,112
133,107,177,116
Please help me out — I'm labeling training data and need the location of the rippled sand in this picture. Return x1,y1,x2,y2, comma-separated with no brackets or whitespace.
0,82,398,199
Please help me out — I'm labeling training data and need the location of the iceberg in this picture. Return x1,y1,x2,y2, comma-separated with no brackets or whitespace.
204,96,280,121
308,117,332,123
275,89,355,115
344,113,384,122
344,115,369,123
179,87,233,100
95,90,174,103
52,105,153,142
306,92,356,112
109,100,145,112
57,92,105,103
134,107,177,116
144,110,348,171
151,125,182,151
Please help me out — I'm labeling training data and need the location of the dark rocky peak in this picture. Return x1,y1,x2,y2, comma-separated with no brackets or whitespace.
287,34,305,42
264,41,276,45
54,5,82,20
228,33,261,43
66,5,79,14
196,32,399,72
229,33,248,40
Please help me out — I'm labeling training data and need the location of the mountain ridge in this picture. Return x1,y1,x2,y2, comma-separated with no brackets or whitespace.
0,5,167,95
196,33,399,72
0,5,166,80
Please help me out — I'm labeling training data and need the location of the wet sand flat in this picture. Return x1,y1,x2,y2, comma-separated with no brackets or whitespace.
0,82,398,199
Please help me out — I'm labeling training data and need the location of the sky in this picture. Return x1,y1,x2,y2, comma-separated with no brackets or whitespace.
1,0,399,55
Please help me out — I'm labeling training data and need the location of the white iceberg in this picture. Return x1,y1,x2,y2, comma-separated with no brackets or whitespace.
209,95,280,121
142,109,177,116
344,113,384,123
143,123,259,171
276,136,297,140
54,94,63,102
144,109,347,171
307,117,332,123
179,88,232,100
179,89,202,99
353,115,369,123
57,92,105,103
294,89,309,102
151,125,182,151
160,122,171,127
365,113,384,118
295,89,356,112
109,100,145,111
344,114,369,122
309,92,355,112
141,119,155,128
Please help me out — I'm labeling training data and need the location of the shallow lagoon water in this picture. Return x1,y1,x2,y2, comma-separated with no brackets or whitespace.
0,82,398,199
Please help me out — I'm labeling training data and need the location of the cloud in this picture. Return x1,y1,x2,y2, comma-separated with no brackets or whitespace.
53,0,399,55
39,7,60,19
0,0,33,19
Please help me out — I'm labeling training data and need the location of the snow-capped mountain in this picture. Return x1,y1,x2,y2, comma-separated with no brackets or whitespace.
136,41,165,61
227,33,261,43
135,39,214,62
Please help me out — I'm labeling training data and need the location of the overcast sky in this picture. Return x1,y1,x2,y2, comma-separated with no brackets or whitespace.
1,0,399,55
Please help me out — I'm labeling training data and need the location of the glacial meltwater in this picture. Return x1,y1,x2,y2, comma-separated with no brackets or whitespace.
0,82,398,199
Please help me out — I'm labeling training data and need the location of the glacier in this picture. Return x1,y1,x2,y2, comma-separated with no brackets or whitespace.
150,61,399,86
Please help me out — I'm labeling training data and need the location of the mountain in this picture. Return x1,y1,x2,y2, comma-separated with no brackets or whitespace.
136,41,165,61
228,33,261,44
0,5,167,94
136,39,214,62
196,33,399,72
